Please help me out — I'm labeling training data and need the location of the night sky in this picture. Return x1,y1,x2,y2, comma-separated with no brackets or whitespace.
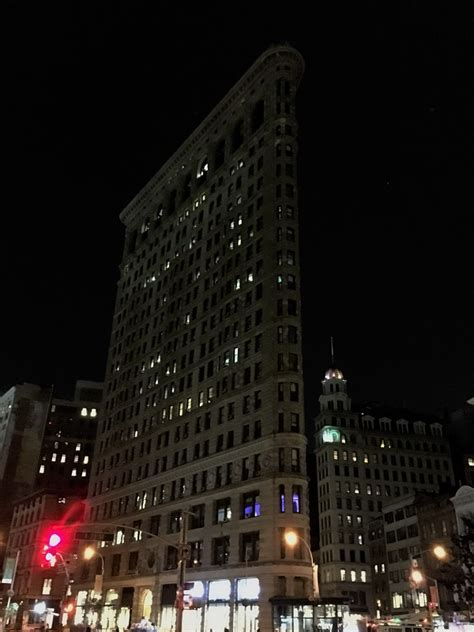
2,2,473,419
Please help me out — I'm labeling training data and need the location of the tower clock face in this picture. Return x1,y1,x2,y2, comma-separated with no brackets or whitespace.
321,426,341,443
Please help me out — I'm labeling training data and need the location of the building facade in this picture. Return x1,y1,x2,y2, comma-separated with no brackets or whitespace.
3,492,83,629
369,493,457,619
36,380,103,495
0,384,52,562
77,45,312,632
314,368,455,614
1,380,102,626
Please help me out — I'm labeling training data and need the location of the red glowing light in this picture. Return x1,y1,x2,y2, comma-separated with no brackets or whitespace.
48,533,61,548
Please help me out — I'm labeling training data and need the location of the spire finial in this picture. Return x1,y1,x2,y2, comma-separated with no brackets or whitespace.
330,336,335,366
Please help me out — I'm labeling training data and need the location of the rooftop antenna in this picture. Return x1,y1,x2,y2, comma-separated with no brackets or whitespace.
330,336,335,366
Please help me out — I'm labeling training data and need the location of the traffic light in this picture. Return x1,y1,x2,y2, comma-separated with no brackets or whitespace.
63,599,76,615
40,530,63,568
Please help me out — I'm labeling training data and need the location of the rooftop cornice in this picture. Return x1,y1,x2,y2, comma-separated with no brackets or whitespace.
119,45,304,227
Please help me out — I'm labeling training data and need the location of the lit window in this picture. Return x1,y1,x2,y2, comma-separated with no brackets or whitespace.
60,454,66,463
74,455,79,463
361,570,367,582
233,347,239,363
340,568,346,581
39,465,45,474
71,469,77,477
333,450,339,461
81,408,88,417
115,528,125,545
81,469,87,477
83,456,89,464
468,458,474,467
90,408,97,418
51,453,57,462
350,570,356,582
76,443,81,452
42,578,53,595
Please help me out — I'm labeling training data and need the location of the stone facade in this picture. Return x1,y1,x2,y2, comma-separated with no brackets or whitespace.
77,45,312,632
314,369,455,614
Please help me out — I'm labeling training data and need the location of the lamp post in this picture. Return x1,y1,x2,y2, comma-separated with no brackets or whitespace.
175,510,195,632
83,547,106,629
410,545,448,621
83,546,105,595
284,531,319,600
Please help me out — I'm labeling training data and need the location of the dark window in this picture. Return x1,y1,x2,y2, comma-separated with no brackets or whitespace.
212,536,230,565
240,531,260,562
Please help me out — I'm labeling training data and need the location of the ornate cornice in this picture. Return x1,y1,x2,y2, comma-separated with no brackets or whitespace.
119,45,304,227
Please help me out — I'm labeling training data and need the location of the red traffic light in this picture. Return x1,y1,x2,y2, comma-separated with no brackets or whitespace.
39,529,64,567
48,533,61,548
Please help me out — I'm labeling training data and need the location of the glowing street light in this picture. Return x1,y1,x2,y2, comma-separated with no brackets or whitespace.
284,530,319,600
432,545,447,561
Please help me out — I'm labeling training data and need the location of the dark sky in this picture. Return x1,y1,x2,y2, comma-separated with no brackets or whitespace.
2,1,473,418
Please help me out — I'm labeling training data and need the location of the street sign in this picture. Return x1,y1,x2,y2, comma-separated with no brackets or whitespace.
75,531,114,542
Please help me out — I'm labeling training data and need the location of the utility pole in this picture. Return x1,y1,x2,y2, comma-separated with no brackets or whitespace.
4,549,20,624
175,512,190,632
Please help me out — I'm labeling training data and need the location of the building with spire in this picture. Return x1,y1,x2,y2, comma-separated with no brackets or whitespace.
314,363,455,614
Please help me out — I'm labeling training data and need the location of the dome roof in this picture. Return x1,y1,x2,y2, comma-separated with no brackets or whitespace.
324,367,344,380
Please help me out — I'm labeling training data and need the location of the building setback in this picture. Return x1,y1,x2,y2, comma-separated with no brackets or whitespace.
314,367,455,614
77,45,311,632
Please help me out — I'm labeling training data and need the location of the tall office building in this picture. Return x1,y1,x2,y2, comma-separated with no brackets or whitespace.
0,383,52,559
314,367,455,614
80,46,311,632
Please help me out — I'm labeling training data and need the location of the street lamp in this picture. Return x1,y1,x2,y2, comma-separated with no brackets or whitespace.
284,531,319,600
410,545,448,619
83,546,105,598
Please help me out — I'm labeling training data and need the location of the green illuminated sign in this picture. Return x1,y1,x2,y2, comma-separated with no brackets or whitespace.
321,426,341,443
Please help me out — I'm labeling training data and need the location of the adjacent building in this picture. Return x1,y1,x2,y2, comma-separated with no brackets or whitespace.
77,45,312,632
1,380,102,627
314,367,455,614
369,492,458,619
0,384,52,561
36,380,103,495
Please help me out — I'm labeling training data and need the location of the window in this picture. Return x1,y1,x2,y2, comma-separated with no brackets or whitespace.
111,554,121,576
292,486,302,513
212,536,230,565
240,532,260,562
188,541,203,567
279,485,285,512
128,551,139,571
42,578,52,595
242,491,261,518
291,448,300,473
190,504,205,529
215,498,232,523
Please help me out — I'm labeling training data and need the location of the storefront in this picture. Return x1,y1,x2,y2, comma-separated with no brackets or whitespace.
74,587,132,630
159,576,260,632
271,597,352,632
